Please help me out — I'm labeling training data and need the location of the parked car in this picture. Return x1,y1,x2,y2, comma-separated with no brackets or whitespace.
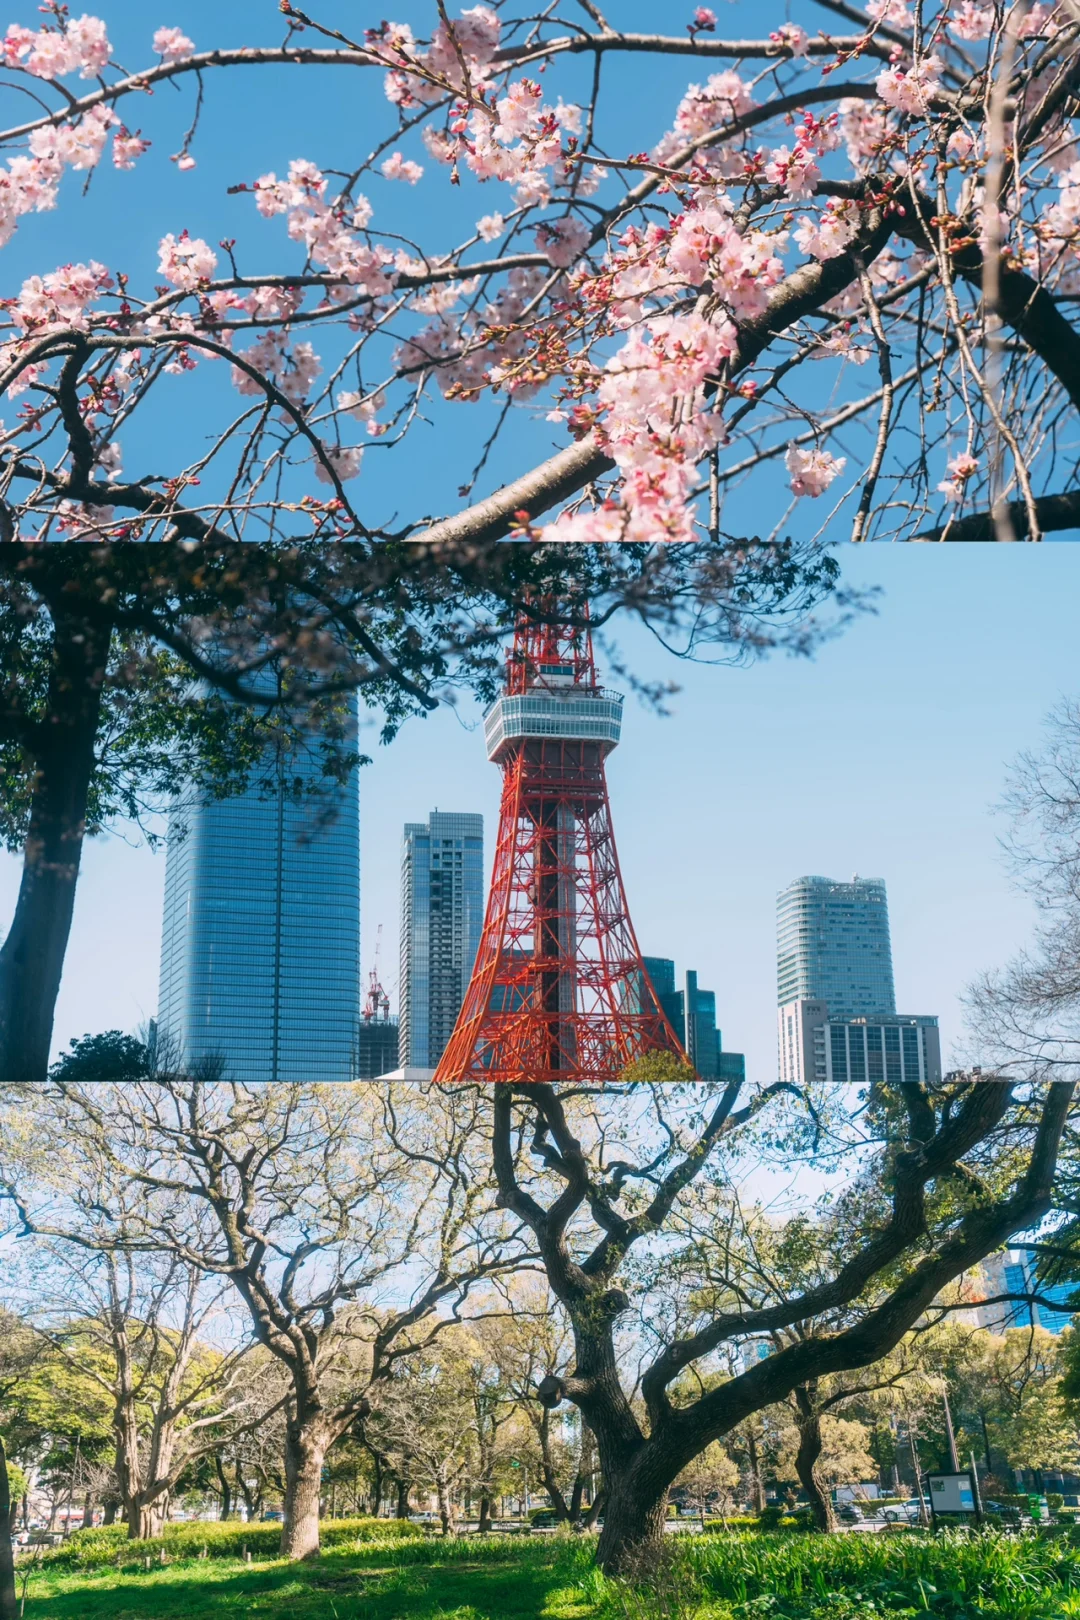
983,1501,1023,1525
882,1501,922,1523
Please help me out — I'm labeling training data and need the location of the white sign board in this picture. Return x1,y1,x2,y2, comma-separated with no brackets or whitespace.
926,1473,975,1514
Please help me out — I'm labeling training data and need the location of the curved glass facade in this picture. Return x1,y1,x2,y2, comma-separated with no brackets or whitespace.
158,731,360,1082
776,875,896,1020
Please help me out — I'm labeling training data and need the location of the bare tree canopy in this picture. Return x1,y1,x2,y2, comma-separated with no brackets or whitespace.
0,2,1075,542
490,1075,1073,1569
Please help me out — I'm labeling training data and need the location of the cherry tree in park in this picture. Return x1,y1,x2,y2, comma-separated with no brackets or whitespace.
0,0,1079,543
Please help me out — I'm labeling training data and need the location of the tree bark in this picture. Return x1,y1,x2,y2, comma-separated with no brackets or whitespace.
746,1429,766,1514
435,1469,455,1537
0,1436,18,1620
536,1409,571,1521
792,1391,836,1533
477,1491,493,1533
0,602,114,1085
281,1418,328,1559
395,1478,410,1519
595,1472,670,1574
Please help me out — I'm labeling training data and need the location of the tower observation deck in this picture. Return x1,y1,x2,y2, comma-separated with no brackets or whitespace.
433,611,687,1087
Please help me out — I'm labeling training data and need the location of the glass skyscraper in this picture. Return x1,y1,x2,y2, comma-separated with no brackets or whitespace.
633,958,746,1082
776,876,896,1020
399,812,484,1071
157,719,360,1083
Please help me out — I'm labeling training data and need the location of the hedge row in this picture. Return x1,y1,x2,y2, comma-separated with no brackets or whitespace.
43,1515,423,1569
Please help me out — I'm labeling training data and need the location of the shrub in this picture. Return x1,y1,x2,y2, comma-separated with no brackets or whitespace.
44,1515,422,1570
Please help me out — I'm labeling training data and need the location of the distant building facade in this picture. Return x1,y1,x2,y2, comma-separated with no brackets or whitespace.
355,1015,400,1080
778,998,941,1086
777,876,896,1020
158,718,360,1083
975,1249,1078,1334
634,957,746,1082
398,811,484,1071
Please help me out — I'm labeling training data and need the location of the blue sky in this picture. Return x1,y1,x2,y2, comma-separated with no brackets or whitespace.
2,5,1080,1082
4,544,1079,1083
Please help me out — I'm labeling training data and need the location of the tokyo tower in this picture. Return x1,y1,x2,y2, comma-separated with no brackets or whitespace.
433,609,687,1086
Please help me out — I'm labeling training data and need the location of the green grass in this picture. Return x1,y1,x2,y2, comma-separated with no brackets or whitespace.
17,1528,1080,1620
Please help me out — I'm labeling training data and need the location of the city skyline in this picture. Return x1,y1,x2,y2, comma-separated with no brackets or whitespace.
5,550,1076,1085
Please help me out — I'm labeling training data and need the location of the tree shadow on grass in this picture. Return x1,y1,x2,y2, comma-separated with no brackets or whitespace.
24,1544,600,1620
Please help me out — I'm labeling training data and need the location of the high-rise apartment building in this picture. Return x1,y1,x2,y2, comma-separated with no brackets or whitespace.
776,873,940,1087
777,876,896,1020
399,812,484,1071
778,999,941,1086
158,722,361,1082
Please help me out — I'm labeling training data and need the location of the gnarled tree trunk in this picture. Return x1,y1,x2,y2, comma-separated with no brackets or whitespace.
595,1467,670,1575
792,1390,836,1533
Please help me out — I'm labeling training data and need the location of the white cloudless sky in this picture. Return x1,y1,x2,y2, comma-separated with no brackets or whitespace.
3,544,1079,1083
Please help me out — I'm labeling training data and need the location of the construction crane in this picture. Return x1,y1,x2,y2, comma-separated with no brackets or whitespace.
362,923,391,1023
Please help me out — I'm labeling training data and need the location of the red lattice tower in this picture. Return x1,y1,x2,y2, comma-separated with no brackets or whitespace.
433,611,686,1086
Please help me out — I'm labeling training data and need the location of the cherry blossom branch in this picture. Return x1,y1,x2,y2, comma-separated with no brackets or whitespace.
915,488,1080,539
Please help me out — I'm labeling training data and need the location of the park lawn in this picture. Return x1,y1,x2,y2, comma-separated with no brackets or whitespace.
19,1529,1080,1620
19,1538,600,1620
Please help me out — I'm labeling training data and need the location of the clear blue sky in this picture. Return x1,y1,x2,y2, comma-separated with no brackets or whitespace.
4,546,1079,1083
3,6,1079,1082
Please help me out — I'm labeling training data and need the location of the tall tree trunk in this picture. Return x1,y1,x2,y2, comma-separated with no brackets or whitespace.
0,605,113,1085
281,1419,328,1560
747,1429,766,1514
81,1493,94,1529
435,1469,454,1537
478,1491,493,1532
792,1393,836,1533
102,1497,118,1526
215,1454,234,1521
395,1479,410,1519
979,1412,994,1475
536,1409,571,1521
0,1437,18,1620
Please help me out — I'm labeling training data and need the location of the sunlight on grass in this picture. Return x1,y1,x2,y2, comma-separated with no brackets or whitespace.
18,1530,1080,1620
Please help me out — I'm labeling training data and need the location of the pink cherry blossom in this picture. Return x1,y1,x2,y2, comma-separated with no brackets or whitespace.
866,0,914,21
937,451,978,501
158,231,218,290
794,202,859,261
763,144,821,201
476,213,505,241
315,442,364,483
770,23,810,57
690,7,717,30
381,152,424,184
153,26,195,61
536,216,590,267
786,445,846,497
949,2,993,40
113,129,150,170
12,259,113,332
876,57,944,115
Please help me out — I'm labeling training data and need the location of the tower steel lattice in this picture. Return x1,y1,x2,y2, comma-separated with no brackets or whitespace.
433,612,687,1086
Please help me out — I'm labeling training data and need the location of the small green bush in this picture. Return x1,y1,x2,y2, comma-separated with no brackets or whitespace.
45,1514,422,1570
